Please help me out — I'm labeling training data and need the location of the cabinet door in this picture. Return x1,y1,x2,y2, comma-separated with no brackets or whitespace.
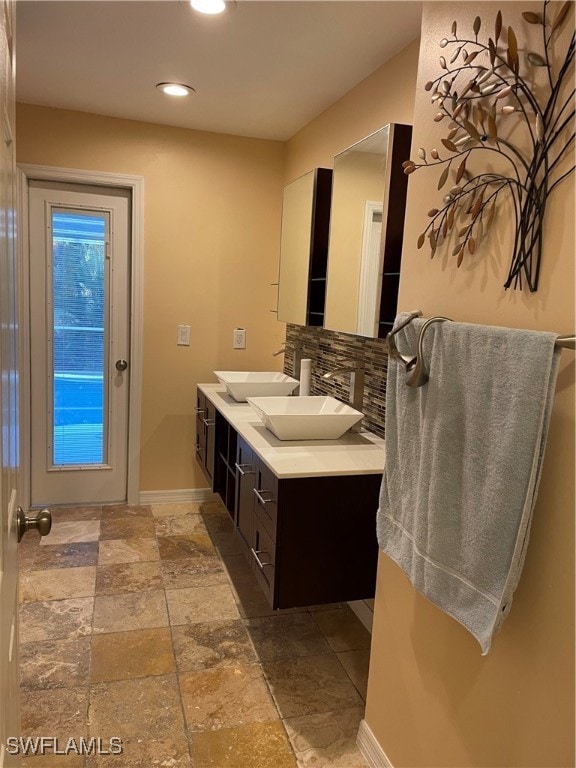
251,510,276,605
204,400,216,483
253,460,279,541
195,391,206,467
235,436,256,548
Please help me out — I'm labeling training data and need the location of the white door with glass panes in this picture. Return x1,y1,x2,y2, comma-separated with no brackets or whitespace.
28,183,131,506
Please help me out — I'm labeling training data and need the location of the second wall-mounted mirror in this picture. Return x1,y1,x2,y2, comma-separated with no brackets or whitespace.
324,123,412,338
277,168,332,327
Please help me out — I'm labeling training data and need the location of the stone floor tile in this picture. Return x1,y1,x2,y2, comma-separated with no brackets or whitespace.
306,602,346,612
97,538,159,565
199,503,235,537
151,502,202,518
311,606,372,653
32,542,99,570
223,563,300,619
337,649,371,701
161,555,227,590
20,637,90,688
50,506,103,522
100,504,153,519
263,654,364,719
90,628,175,682
20,598,94,643
20,637,91,690
283,706,367,768
244,613,331,662
84,738,192,767
179,664,278,732
190,721,297,768
21,687,89,739
40,520,100,546
99,517,156,541
95,561,163,595
92,591,168,634
20,567,97,603
165,583,240,626
157,533,216,561
209,530,245,556
172,619,257,673
154,513,209,537
21,754,86,767
88,675,185,741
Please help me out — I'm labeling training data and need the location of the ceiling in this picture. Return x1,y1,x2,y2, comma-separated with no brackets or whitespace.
16,1,422,141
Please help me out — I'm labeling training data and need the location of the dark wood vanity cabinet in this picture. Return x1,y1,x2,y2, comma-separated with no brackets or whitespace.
195,391,216,486
234,434,381,609
196,387,382,609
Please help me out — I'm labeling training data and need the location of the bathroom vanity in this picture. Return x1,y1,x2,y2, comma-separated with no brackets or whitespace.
196,384,384,609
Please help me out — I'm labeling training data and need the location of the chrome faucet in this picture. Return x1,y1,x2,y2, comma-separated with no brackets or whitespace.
273,343,304,380
323,359,365,417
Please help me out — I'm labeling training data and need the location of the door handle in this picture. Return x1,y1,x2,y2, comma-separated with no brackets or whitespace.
115,359,128,372
17,507,52,543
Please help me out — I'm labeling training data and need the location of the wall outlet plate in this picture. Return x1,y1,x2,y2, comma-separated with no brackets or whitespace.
233,328,246,349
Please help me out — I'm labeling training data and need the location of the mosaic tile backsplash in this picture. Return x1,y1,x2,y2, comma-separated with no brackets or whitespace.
283,324,388,438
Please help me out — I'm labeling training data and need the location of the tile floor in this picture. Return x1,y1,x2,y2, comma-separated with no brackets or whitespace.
18,500,372,767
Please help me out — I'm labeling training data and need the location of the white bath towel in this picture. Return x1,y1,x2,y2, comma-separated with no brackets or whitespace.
377,314,561,654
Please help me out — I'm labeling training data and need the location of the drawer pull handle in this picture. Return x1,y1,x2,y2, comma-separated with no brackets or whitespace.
251,548,272,569
202,417,215,426
195,408,205,415
235,462,255,476
254,488,274,506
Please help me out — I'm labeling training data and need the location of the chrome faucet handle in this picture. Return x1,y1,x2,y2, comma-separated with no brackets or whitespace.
272,346,286,357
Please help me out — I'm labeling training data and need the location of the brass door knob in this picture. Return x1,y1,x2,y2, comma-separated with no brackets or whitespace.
17,507,52,543
115,359,128,372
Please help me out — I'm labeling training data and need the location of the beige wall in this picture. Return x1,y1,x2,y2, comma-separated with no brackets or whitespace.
284,5,574,764
284,38,420,184
16,104,286,491
365,3,575,767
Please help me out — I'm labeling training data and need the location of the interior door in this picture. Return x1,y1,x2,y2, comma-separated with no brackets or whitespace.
0,0,21,758
28,183,131,506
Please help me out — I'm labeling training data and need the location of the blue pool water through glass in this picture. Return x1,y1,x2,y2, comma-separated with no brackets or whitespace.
52,210,107,466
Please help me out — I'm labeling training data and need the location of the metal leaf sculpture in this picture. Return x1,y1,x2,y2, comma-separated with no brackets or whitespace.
405,1,575,291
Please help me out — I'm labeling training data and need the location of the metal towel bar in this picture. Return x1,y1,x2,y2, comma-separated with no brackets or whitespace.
388,310,575,388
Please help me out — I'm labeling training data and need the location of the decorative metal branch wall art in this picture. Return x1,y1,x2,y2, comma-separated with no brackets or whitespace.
404,1,575,291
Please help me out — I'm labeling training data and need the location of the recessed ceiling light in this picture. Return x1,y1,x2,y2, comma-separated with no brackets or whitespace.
190,0,225,15
156,82,195,97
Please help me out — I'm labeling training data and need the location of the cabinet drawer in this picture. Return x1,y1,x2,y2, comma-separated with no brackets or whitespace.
253,461,278,541
251,511,276,604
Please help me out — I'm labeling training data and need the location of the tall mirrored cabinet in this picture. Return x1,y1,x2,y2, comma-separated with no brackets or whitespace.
276,168,332,327
324,123,412,338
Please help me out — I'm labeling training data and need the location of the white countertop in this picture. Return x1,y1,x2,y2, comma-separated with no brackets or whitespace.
198,383,385,479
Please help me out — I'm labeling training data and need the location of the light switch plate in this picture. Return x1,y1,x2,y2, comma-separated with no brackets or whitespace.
177,324,191,346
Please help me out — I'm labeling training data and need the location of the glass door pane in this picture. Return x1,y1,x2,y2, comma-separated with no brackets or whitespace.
50,208,109,466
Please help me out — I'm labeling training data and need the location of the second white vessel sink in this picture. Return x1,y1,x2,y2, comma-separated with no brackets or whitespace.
247,396,363,440
214,371,299,402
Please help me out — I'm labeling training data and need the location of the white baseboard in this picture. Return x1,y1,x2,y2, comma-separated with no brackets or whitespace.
357,720,393,768
348,599,374,633
139,488,217,504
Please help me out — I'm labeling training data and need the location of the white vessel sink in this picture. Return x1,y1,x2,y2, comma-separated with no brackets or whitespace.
247,396,363,440
214,371,299,402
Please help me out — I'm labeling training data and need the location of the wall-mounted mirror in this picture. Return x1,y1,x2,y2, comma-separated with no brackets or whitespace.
324,123,412,338
276,168,332,327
